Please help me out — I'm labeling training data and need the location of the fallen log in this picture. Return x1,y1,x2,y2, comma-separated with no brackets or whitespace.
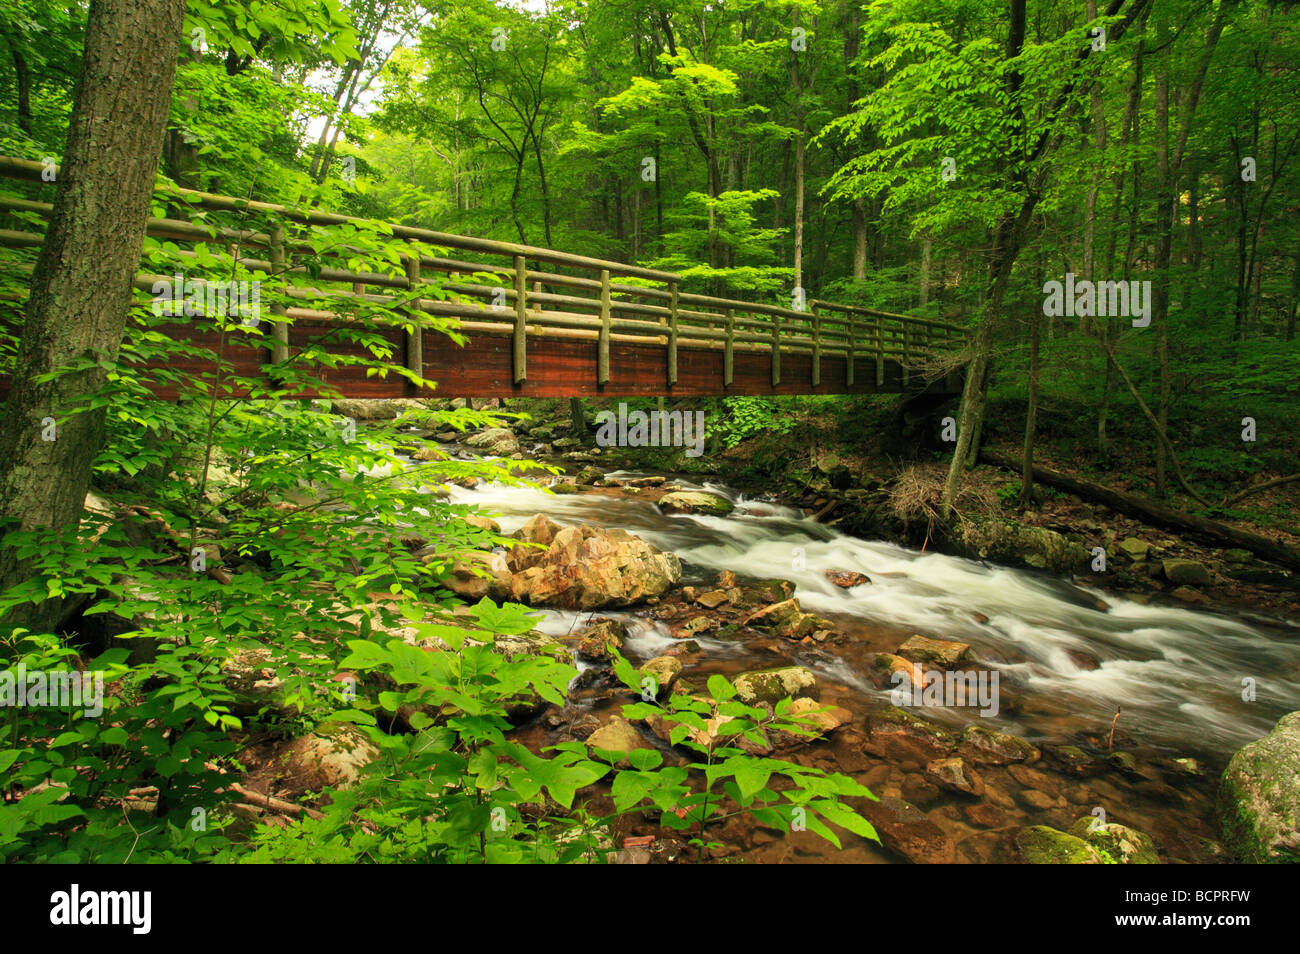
980,449,1300,573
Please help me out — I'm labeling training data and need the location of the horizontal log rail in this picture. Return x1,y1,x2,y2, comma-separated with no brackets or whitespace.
0,155,964,398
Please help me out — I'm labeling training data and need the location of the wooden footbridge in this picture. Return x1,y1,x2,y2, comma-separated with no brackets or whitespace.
0,156,963,400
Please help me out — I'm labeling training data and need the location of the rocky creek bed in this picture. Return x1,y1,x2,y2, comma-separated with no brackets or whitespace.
331,408,1300,865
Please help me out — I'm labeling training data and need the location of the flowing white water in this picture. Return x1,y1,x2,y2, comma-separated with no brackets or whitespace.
445,473,1300,758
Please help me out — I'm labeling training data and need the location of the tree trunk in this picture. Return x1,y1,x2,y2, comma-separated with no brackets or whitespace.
0,0,187,631
1153,13,1172,495
1020,281,1041,507
569,398,587,436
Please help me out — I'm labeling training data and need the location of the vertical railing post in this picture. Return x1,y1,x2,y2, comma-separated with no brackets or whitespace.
771,311,782,387
724,307,734,387
667,281,679,388
846,312,855,387
902,319,910,387
811,302,822,388
512,254,527,384
598,268,612,386
267,222,289,372
404,254,423,388
875,313,885,388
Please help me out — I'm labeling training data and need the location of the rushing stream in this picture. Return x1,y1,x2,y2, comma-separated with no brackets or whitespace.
445,471,1300,764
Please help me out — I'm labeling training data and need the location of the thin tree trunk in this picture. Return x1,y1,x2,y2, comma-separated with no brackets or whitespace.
0,0,187,630
1020,303,1041,507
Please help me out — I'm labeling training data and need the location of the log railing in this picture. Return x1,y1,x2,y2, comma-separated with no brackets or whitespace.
0,155,963,393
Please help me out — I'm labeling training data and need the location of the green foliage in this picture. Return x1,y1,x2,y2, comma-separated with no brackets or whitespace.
711,396,799,450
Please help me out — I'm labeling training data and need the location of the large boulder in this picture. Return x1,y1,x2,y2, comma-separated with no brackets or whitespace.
464,427,521,457
509,524,681,610
1218,711,1300,863
270,724,379,796
658,491,734,517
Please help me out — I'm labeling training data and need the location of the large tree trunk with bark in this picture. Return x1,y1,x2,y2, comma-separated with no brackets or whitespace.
0,0,186,631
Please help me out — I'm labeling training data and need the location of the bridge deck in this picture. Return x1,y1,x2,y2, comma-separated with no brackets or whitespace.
0,156,963,400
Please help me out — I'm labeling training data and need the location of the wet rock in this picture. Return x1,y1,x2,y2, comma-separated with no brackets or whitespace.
1162,558,1212,586
673,616,717,638
1107,751,1142,777
738,579,796,605
658,491,734,516
1018,789,1057,811
576,618,628,664
464,427,520,457
743,597,833,641
1170,586,1210,605
1016,825,1104,864
509,513,563,570
694,589,730,609
717,570,738,588
825,570,871,588
962,518,1091,574
1068,817,1160,864
549,481,581,494
732,666,818,706
576,465,604,486
862,707,956,766
1217,710,1300,863
639,656,682,697
860,797,954,863
958,724,1041,765
970,611,990,624
1045,744,1098,776
926,757,985,797
897,634,971,669
662,640,701,658
963,803,1007,829
870,653,923,689
1223,548,1252,564
1064,650,1100,671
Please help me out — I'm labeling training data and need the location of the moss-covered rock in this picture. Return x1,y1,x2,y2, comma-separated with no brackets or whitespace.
732,666,818,706
958,724,1040,765
1217,711,1300,863
1068,817,1161,864
961,518,1091,575
1016,825,1105,864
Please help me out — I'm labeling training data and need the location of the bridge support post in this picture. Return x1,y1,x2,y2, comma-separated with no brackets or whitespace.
811,303,821,388
846,314,855,386
771,312,781,387
667,281,678,387
724,307,734,387
268,222,289,373
902,320,910,387
513,254,527,384
404,255,423,388
875,314,884,388
598,268,611,386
